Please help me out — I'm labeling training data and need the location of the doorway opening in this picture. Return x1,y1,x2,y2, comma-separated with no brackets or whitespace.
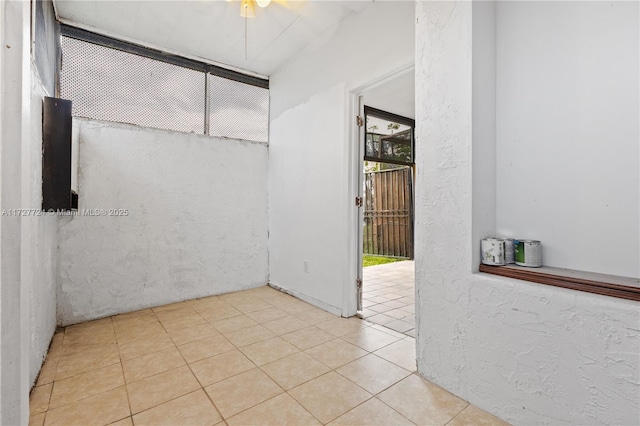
355,73,416,337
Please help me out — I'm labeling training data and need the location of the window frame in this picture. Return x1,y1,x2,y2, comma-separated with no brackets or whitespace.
363,106,415,166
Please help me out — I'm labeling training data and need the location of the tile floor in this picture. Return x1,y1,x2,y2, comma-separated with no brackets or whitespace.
361,260,416,336
29,285,508,426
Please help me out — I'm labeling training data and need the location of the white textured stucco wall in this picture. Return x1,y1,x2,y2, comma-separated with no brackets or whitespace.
27,67,58,388
415,2,640,424
269,2,414,314
1,1,37,422
57,119,269,325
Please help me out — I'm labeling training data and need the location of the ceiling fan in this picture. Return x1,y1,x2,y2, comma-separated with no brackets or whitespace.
238,0,272,18
229,0,273,59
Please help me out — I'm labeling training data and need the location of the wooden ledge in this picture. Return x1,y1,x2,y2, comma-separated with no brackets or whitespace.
479,264,640,302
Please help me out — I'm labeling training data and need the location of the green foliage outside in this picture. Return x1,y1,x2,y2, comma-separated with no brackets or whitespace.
363,255,403,268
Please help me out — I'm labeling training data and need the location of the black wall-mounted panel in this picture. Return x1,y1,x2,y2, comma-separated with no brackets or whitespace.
42,97,73,211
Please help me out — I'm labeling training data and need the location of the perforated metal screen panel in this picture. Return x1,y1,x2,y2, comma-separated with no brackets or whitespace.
208,74,269,142
60,36,205,134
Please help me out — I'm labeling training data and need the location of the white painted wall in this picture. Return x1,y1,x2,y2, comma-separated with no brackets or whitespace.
415,2,640,425
26,67,58,388
1,0,38,422
269,2,414,315
496,1,640,277
57,119,269,326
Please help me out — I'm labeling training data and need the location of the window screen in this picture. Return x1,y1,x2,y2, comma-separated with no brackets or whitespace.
208,74,269,143
60,36,205,134
364,107,415,165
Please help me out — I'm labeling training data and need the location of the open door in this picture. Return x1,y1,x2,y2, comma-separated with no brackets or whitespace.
357,104,416,322
356,95,365,312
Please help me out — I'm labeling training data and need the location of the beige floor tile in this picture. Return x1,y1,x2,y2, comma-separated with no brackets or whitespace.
279,299,315,315
118,333,175,361
447,405,510,426
385,308,411,320
226,298,273,313
153,306,198,319
369,324,407,339
304,339,368,369
218,291,253,302
50,363,124,408
157,311,207,332
211,314,258,333
378,374,468,425
167,322,220,346
223,324,276,347
132,389,222,426
63,320,116,348
109,417,133,426
198,305,242,322
315,318,369,337
55,343,120,380
263,316,309,335
30,383,52,414
336,354,411,394
367,304,395,314
373,339,416,371
239,336,300,366
241,286,280,298
293,309,338,325
122,346,185,383
385,319,414,333
29,412,46,426
261,352,330,390
246,307,290,324
204,368,283,419
178,334,235,363
112,310,156,325
227,393,321,426
47,332,64,358
281,326,335,350
328,397,414,426
190,349,256,386
35,358,58,386
259,292,291,304
289,372,372,424
64,317,112,333
112,316,160,338
44,386,130,426
126,365,201,414
114,321,167,343
341,327,402,352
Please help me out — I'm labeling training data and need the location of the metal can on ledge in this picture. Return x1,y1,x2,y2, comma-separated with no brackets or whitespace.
481,238,506,266
515,240,542,267
500,238,515,264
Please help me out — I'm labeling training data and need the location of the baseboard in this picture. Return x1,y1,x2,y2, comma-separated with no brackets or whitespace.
267,282,343,317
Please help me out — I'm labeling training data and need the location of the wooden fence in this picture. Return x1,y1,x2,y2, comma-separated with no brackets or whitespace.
363,167,414,259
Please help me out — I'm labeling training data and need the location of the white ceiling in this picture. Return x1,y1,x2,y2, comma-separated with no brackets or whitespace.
53,0,372,77
362,70,415,119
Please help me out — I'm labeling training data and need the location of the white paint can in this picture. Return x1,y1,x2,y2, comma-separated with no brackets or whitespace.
515,240,542,267
481,238,506,266
500,238,515,264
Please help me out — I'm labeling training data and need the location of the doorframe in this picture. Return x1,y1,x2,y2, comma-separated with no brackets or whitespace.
342,63,415,317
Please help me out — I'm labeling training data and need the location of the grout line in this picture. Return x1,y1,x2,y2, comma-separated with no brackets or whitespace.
32,287,421,425
444,402,471,425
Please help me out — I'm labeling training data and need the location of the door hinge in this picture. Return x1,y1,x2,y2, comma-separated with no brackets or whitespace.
355,196,363,207
356,278,363,288
356,115,363,127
